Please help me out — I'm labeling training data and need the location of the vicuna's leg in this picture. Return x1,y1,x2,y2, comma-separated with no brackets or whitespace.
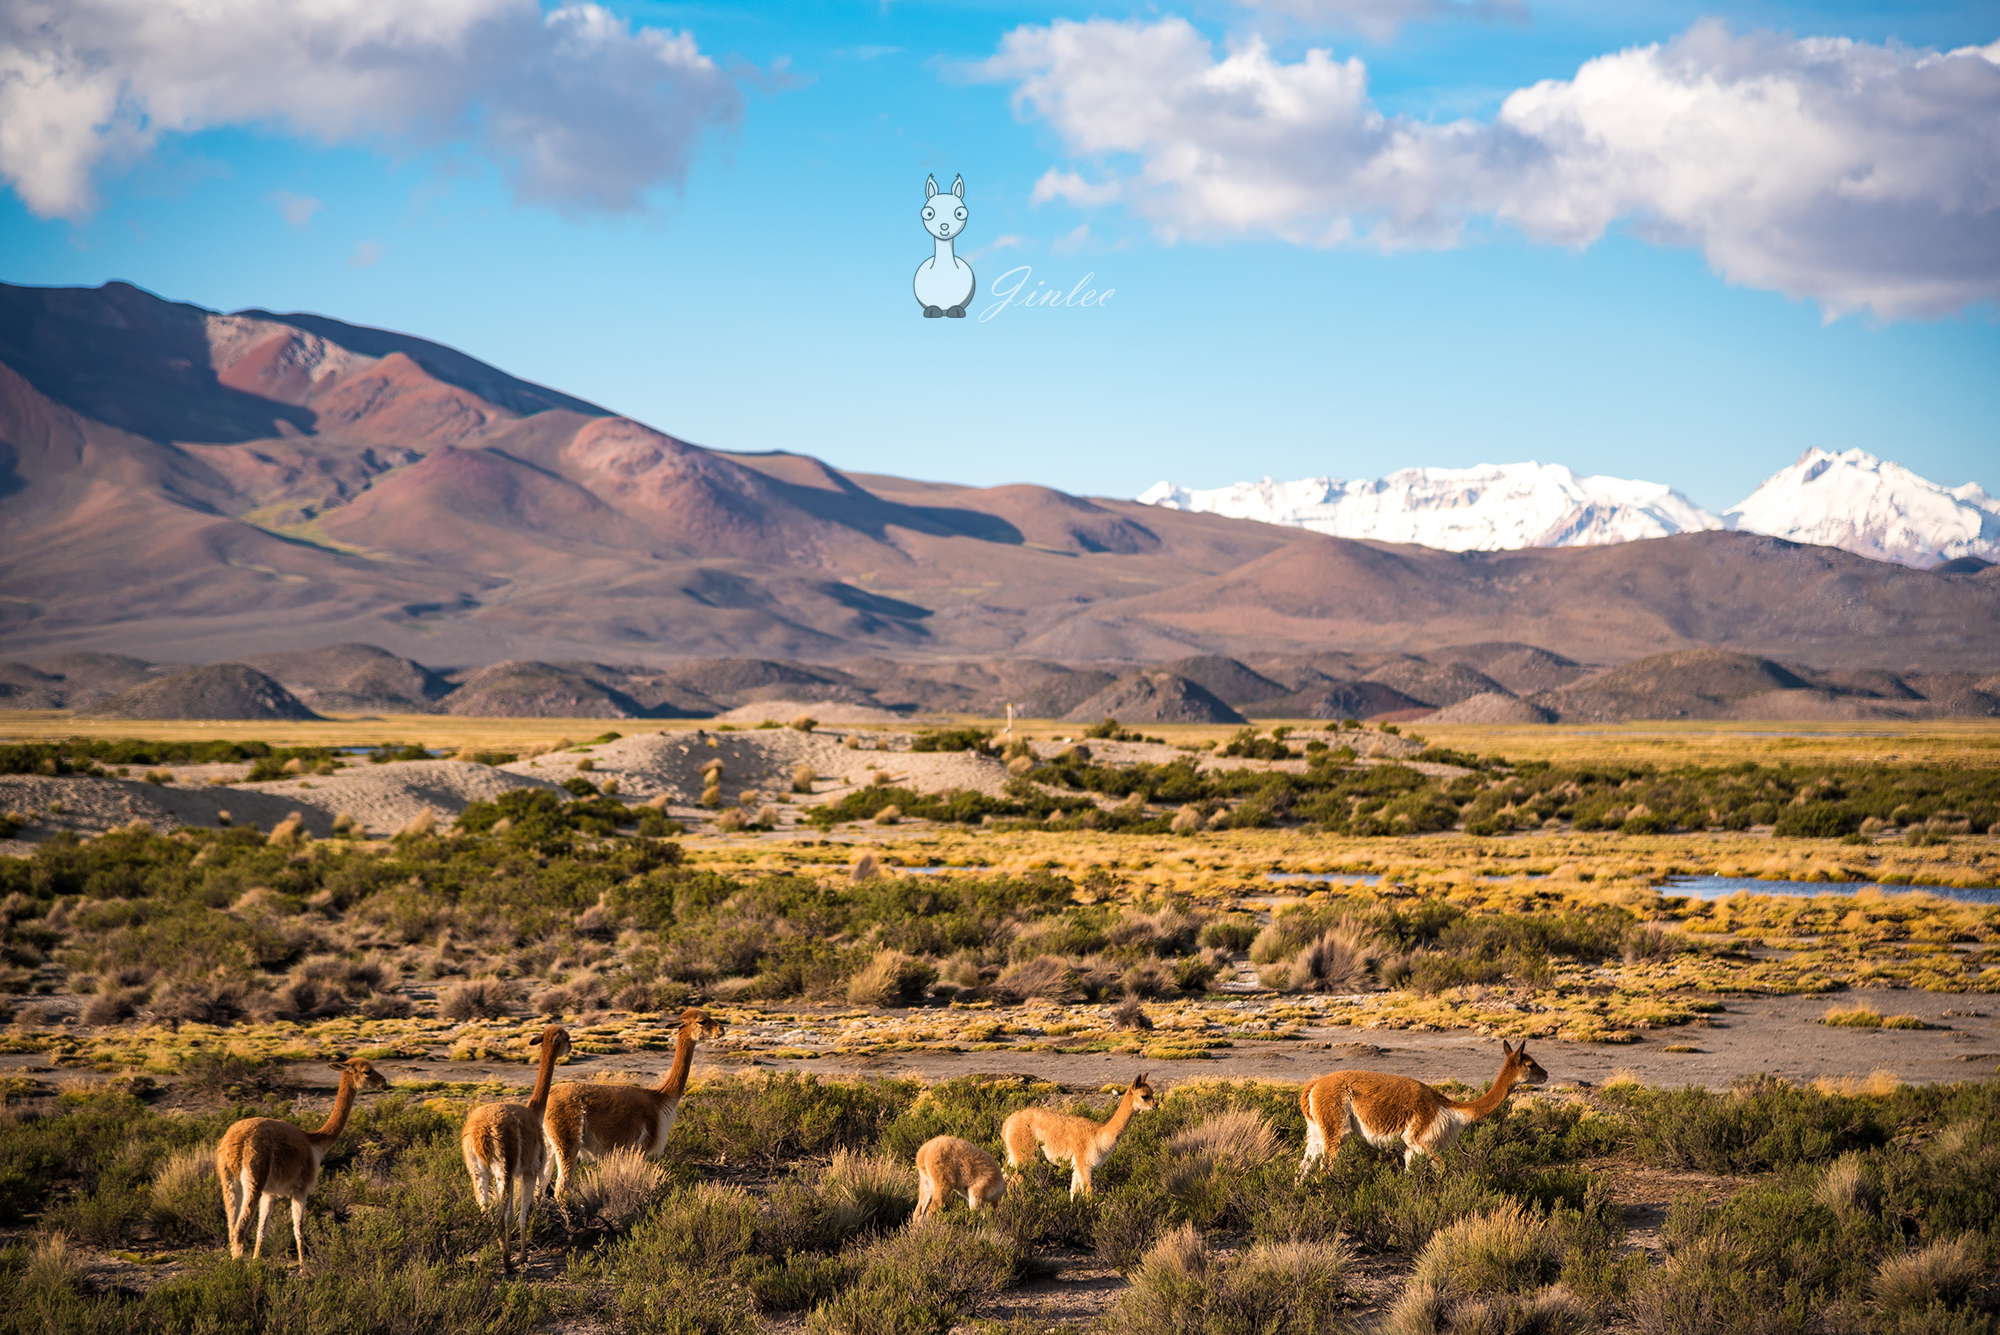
498,1179,516,1272
515,1174,533,1267
290,1197,307,1266
252,1194,273,1259
221,1177,244,1256
547,1136,577,1201
1069,1165,1088,1198
914,1174,936,1219
1298,1118,1327,1181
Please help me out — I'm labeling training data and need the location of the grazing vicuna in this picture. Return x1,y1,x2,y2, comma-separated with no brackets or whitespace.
216,1057,388,1263
914,1135,1006,1218
1297,1040,1547,1177
462,1024,571,1272
542,1007,724,1199
1001,1072,1155,1197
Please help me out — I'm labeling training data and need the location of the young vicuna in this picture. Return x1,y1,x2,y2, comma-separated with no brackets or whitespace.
1001,1072,1156,1197
462,1024,571,1272
216,1057,388,1263
914,1135,1006,1218
542,1007,724,1199
1297,1040,1547,1177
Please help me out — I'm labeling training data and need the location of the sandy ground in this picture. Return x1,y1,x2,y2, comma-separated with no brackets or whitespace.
21,986,1955,1103
0,761,566,845
502,728,1020,806
1,727,1455,852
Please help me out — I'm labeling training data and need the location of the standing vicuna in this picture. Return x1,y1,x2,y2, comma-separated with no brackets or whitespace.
1001,1072,1155,1197
1297,1040,1547,1178
462,1024,571,1273
542,1007,725,1199
914,1135,1006,1219
913,174,975,318
215,1056,389,1264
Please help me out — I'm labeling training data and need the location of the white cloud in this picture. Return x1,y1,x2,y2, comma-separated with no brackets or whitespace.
976,17,2000,318
1237,0,1524,43
0,0,742,219
269,190,323,226
349,241,383,268
1050,223,1092,255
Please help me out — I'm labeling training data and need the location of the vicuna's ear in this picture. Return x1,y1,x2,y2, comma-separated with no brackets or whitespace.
531,1033,545,1046
328,1062,348,1075
951,175,965,199
925,174,939,199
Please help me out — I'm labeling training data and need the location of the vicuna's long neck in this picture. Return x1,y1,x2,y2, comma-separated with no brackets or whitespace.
1094,1089,1142,1150
308,1072,360,1151
526,1041,562,1117
1450,1060,1521,1122
653,1025,698,1102
934,235,956,265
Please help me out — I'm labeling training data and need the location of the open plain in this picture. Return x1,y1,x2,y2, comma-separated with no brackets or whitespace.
2,713,1997,1333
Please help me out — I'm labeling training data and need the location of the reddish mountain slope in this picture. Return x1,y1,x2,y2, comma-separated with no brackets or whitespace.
3,280,1996,675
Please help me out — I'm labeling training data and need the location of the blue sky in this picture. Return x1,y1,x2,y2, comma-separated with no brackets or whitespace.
1,0,1994,514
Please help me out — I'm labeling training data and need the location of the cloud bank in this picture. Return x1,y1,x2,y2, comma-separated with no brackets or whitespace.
979,17,2000,318
0,0,742,218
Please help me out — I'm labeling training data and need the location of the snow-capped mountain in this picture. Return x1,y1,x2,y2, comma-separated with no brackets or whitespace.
1727,449,2000,569
1137,463,1724,552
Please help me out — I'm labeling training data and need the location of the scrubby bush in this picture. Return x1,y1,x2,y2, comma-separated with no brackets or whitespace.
846,949,937,1007
1115,1223,1353,1334
439,977,518,1021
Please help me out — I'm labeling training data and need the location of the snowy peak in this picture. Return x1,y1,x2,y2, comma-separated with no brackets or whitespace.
1138,463,1724,553
1726,448,2000,569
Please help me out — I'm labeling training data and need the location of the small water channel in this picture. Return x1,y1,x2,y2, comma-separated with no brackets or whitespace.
1663,875,2000,906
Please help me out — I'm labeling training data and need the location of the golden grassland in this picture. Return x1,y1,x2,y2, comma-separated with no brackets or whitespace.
5,824,1993,1075
8,710,2000,767
3,715,1996,1074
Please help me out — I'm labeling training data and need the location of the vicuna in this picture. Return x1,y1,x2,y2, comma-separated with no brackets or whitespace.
215,1056,388,1263
542,1007,724,1198
462,1024,571,1272
1001,1071,1155,1197
1298,1040,1547,1177
914,1135,1006,1218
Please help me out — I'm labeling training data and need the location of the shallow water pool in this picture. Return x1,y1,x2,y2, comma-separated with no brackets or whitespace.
1663,874,2000,906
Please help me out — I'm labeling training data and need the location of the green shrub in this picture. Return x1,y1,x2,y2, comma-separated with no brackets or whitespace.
1114,1223,1354,1335
910,728,996,755
675,1074,917,1167
806,1216,1020,1335
1616,1081,1888,1173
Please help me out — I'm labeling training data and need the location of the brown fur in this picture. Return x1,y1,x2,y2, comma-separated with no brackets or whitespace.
462,1025,571,1272
542,1007,724,1198
914,1135,1006,1218
215,1057,388,1263
1298,1040,1547,1177
1000,1072,1155,1197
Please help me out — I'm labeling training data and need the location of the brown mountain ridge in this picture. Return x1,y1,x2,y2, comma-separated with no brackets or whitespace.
8,643,1995,723
2,280,1996,684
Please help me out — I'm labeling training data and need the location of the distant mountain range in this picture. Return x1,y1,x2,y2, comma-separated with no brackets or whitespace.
2,280,1997,677
11,641,1997,724
1141,452,1999,571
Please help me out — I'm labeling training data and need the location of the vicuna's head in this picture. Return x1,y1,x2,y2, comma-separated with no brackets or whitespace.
329,1057,389,1093
922,174,967,240
1127,1072,1157,1111
533,1025,573,1064
1502,1041,1547,1087
679,1007,726,1042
